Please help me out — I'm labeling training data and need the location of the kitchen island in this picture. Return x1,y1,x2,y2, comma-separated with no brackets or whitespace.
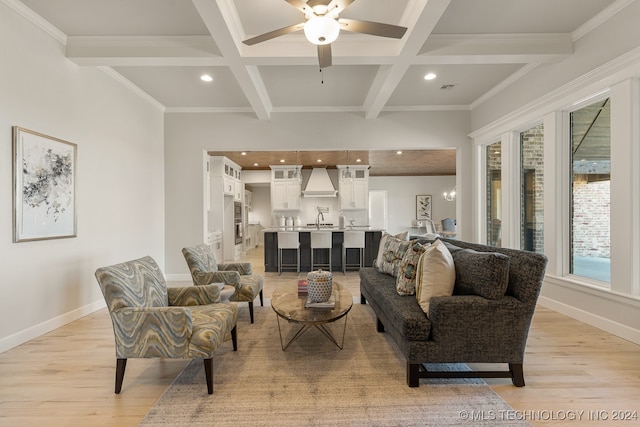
262,228,383,273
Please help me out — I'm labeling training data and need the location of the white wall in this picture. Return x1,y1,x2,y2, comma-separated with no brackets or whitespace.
165,111,471,275
0,4,165,351
468,2,640,343
369,176,456,235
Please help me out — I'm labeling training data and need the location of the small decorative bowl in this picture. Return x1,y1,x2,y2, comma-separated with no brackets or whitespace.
307,269,333,302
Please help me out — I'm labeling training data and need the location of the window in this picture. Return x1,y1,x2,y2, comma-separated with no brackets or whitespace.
570,98,611,283
486,142,502,246
520,124,544,253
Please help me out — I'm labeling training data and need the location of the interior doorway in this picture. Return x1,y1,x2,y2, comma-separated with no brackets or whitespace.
369,190,388,231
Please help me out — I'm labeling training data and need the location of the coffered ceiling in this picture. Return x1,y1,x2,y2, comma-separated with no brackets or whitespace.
14,0,620,120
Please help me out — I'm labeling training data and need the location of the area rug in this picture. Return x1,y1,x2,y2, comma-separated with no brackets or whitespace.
140,303,529,426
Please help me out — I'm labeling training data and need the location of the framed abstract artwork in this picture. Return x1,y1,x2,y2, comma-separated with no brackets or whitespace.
416,195,432,220
12,127,77,242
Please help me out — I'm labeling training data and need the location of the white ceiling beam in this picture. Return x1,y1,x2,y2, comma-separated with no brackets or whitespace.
363,0,452,119
66,35,227,66
192,0,272,120
421,34,573,57
65,33,572,67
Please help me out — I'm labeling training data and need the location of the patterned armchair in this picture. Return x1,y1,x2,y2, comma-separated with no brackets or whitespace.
95,256,238,395
182,245,264,323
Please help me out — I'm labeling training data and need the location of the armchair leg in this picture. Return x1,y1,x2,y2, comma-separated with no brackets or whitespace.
115,358,127,394
376,318,385,333
204,358,213,394
259,290,264,306
510,363,525,387
231,325,238,351
248,301,254,324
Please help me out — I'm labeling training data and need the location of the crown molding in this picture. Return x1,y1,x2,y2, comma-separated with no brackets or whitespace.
469,44,640,141
1,0,66,44
572,0,635,42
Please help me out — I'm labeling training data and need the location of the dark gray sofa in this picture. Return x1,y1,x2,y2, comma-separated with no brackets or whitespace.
359,238,547,387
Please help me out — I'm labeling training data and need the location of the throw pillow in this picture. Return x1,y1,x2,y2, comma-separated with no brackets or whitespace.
375,231,409,269
378,236,414,277
415,239,455,314
396,241,430,295
451,249,510,299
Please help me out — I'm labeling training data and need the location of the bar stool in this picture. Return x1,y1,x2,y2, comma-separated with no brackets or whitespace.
342,230,365,273
310,231,332,272
277,232,300,275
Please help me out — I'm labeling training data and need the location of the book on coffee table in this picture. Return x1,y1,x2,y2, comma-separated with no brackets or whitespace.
297,279,308,296
305,294,335,309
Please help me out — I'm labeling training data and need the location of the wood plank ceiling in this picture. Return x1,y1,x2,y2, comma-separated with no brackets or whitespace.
207,149,456,176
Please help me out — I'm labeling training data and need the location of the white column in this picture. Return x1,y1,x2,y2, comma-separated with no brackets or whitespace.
610,78,640,296
543,111,568,277
500,131,519,248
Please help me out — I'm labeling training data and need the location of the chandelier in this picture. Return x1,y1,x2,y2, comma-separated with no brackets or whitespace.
443,187,456,202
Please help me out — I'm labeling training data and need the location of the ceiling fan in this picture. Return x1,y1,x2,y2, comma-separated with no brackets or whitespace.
242,0,408,69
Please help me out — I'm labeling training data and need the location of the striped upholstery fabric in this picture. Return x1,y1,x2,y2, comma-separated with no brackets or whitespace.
182,244,263,308
95,256,238,359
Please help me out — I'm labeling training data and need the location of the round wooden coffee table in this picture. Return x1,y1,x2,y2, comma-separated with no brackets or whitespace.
271,281,353,350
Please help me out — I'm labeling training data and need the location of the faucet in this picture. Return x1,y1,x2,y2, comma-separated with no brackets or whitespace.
315,211,325,230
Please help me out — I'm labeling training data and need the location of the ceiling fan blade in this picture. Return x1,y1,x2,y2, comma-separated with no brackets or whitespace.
317,44,332,68
327,0,356,15
284,0,313,14
243,23,305,46
338,18,407,39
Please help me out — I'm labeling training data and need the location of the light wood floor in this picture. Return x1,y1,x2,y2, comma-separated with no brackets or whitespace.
1,246,638,426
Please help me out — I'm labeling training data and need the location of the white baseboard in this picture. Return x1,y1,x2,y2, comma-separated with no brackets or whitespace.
538,296,640,345
0,299,106,353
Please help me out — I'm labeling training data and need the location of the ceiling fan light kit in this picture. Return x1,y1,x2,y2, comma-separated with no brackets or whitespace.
243,0,407,69
304,15,340,45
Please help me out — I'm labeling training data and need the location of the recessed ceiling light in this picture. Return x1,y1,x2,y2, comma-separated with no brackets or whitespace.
424,73,436,80
280,159,285,163
241,152,247,155
317,159,322,163
253,163,259,167
356,158,362,163
200,74,213,82
396,151,403,155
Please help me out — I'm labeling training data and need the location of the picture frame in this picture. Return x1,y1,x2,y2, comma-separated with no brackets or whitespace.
416,195,432,220
12,127,77,242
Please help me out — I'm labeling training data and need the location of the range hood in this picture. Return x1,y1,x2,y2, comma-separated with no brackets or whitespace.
303,168,338,198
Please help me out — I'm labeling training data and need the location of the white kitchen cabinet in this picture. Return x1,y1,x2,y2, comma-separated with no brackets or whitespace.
271,181,301,210
244,189,252,210
338,165,369,210
270,165,302,211
234,180,243,202
209,156,243,260
223,176,234,196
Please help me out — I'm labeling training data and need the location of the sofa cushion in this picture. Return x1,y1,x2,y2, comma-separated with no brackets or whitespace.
396,241,429,295
415,239,456,314
378,236,414,277
450,248,510,299
375,231,408,268
360,268,431,341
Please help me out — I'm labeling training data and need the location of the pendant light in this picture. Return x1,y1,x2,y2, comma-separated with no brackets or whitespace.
342,150,353,181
